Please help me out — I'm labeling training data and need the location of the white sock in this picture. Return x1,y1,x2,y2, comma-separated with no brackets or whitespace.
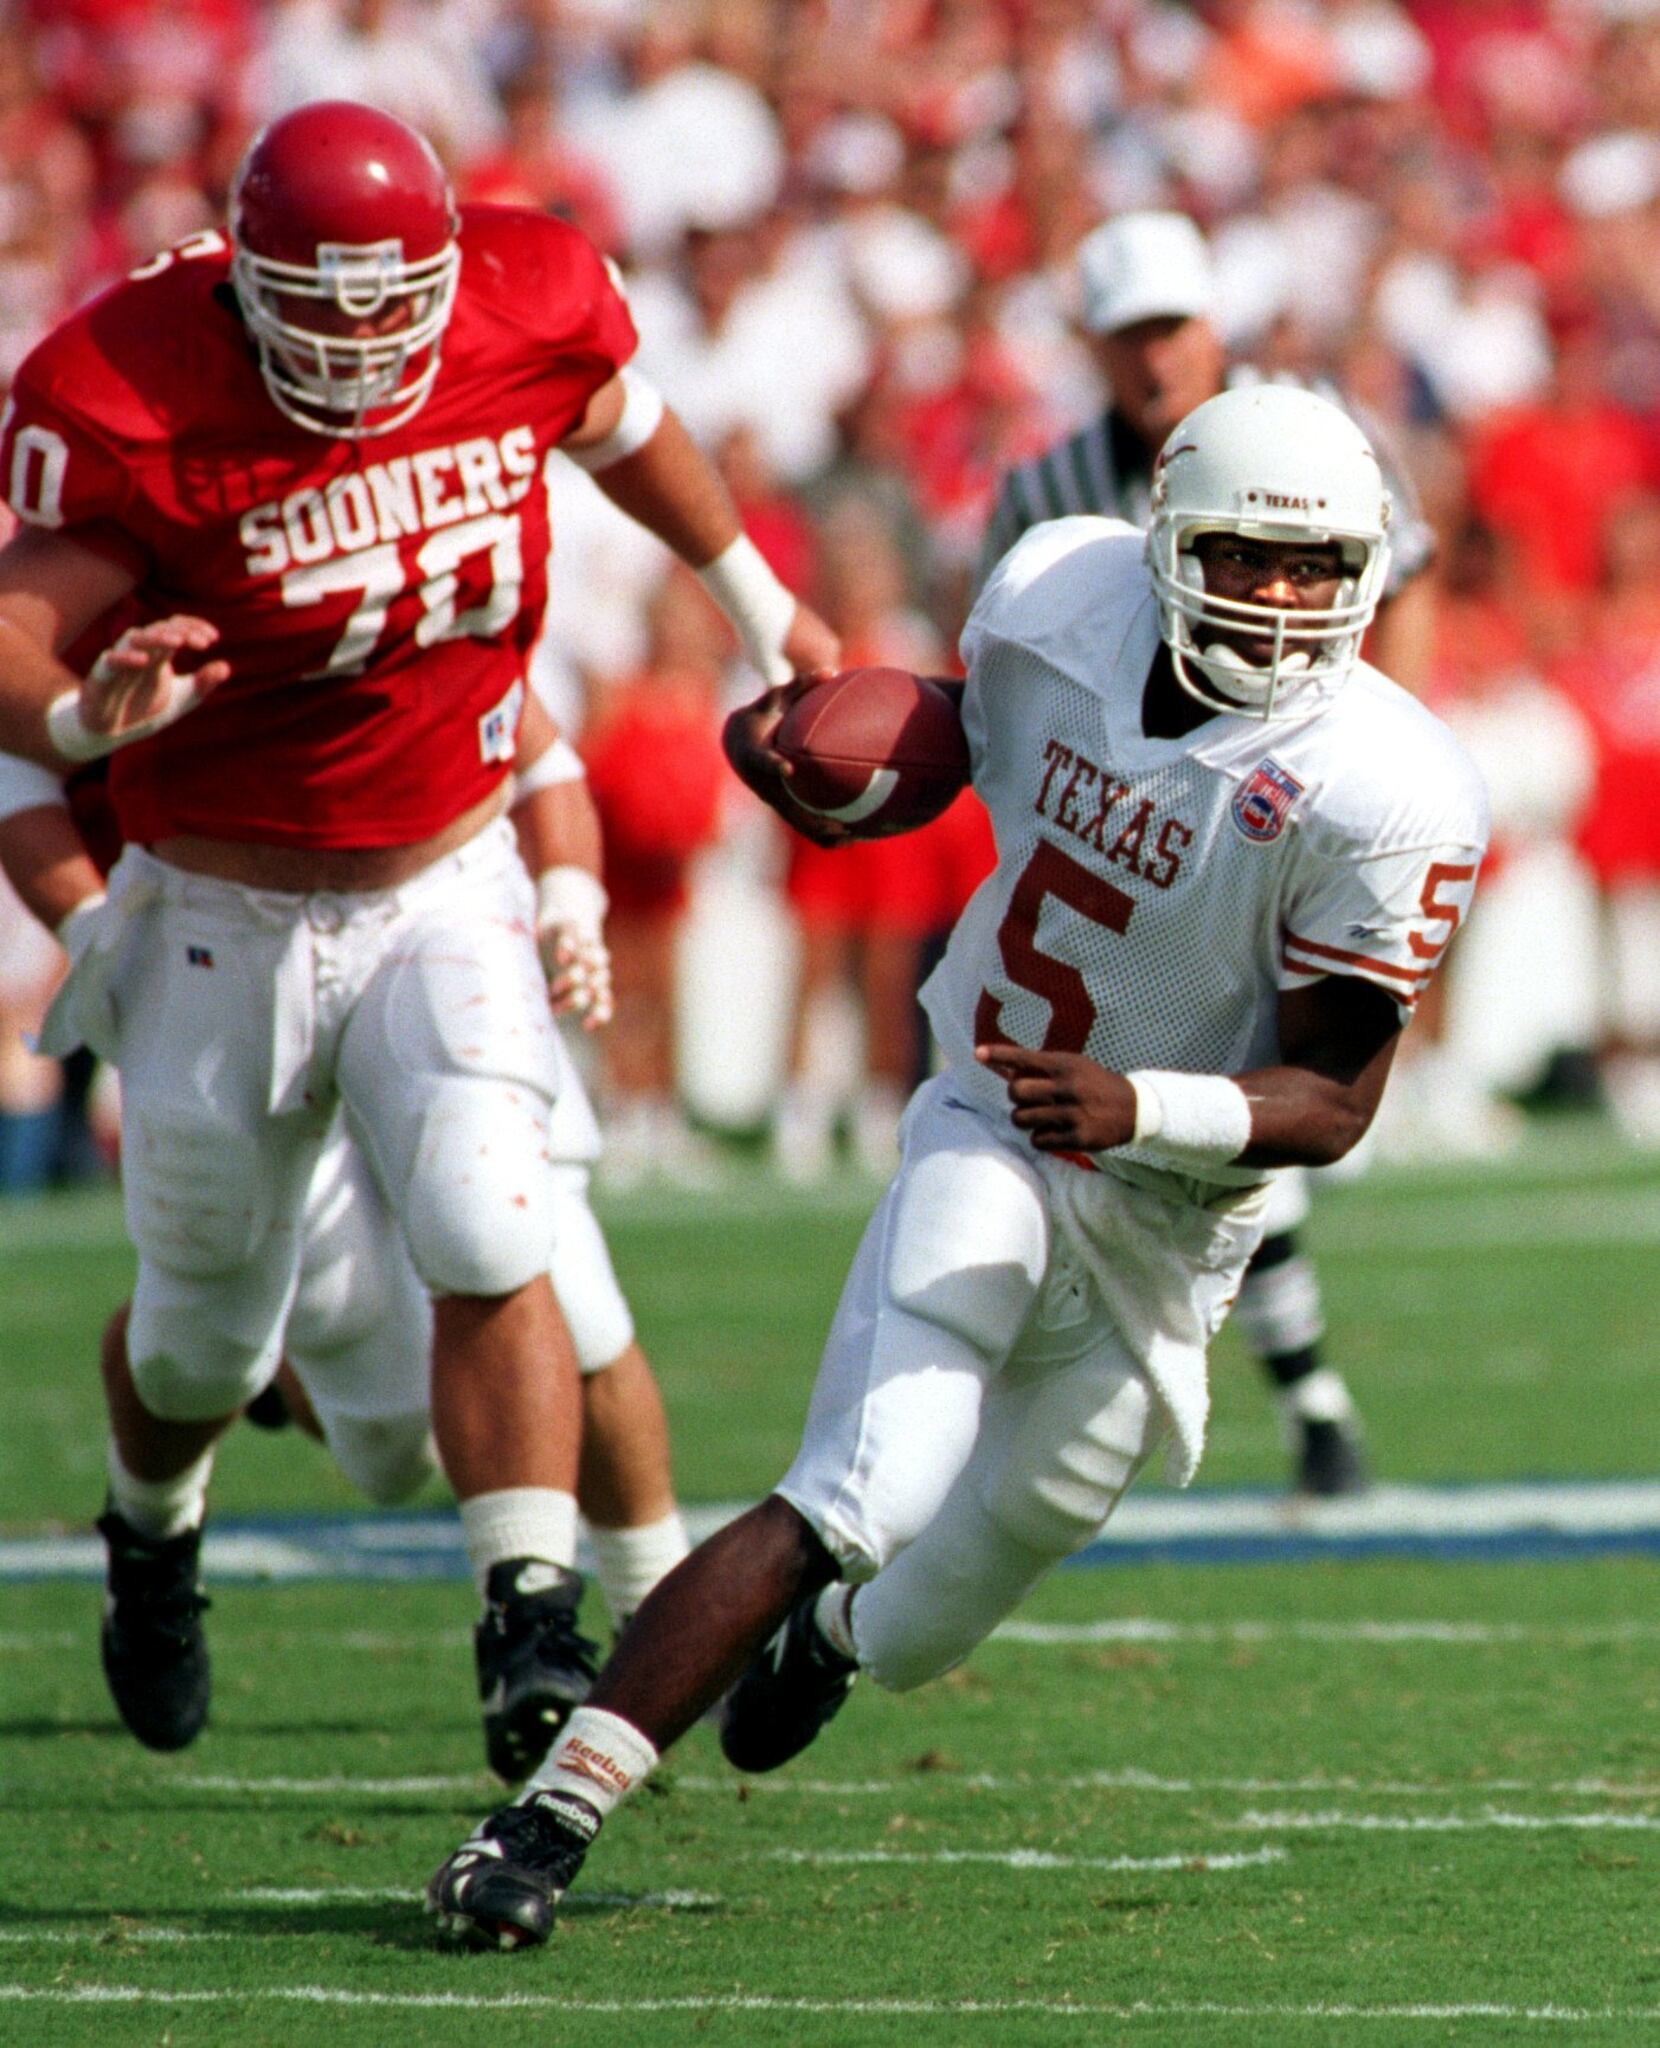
586,1511,690,1628
459,1487,578,1596
1280,1368,1358,1428
106,1439,213,1541
813,1582,859,1661
523,1705,659,1821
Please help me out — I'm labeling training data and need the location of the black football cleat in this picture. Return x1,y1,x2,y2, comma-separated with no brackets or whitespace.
427,1789,599,1951
96,1507,211,1751
1296,1416,1369,1498
719,1589,858,1774
475,1559,600,1782
242,1383,291,1431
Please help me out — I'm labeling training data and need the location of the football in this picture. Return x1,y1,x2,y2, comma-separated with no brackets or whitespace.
774,667,970,835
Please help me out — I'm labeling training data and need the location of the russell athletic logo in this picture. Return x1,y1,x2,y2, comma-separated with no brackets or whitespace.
1232,758,1304,844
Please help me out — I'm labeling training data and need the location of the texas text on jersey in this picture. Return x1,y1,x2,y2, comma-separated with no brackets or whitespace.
0,205,635,849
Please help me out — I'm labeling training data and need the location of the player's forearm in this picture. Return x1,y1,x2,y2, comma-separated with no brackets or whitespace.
510,696,602,878
586,406,741,567
1232,1061,1389,1168
0,615,83,766
512,774,603,882
0,795,104,933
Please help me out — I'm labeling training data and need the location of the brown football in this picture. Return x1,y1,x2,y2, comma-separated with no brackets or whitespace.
774,667,970,836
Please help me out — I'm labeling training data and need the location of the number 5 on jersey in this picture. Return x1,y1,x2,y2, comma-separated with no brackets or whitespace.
975,839,1136,1054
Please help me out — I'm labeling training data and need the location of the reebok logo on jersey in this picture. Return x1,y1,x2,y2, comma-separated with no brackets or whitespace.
1232,759,1304,844
1033,739,1192,888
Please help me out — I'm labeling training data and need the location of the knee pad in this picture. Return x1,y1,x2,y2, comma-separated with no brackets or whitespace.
123,1113,275,1276
127,1265,288,1422
979,1354,1162,1559
398,1087,558,1297
546,1170,634,1373
884,1140,1048,1362
319,1410,437,1505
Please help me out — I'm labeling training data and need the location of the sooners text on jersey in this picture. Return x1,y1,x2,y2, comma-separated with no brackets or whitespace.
0,206,636,848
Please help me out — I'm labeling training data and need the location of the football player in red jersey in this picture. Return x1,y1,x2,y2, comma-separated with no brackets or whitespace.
0,101,837,1767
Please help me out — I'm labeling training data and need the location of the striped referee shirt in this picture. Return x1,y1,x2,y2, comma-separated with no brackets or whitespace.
977,370,1434,602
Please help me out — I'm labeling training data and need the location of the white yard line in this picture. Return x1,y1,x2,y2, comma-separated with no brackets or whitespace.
0,1986,1653,2023
184,1775,482,1796
765,1847,1286,1873
992,1618,1660,1644
1229,1810,1660,1833
678,1771,1660,1801
176,1769,1660,1802
229,1884,719,1910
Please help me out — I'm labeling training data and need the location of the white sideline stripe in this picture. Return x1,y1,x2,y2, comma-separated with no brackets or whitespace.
766,1847,1286,1873
10,1479,1660,1580
1,1987,1657,2022
1230,1810,1660,1833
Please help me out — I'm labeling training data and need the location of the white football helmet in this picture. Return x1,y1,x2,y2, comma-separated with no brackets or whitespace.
1146,385,1392,718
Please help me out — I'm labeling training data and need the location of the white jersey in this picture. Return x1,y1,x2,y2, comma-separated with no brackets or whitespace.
921,520,1489,1197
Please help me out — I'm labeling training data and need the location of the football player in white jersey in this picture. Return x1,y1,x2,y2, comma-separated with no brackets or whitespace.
426,384,1489,1952
979,210,1445,1496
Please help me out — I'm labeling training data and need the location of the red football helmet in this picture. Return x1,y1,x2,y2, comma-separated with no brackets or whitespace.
229,101,461,438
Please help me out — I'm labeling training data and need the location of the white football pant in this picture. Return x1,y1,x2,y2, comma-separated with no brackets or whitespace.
778,1076,1259,1693
90,820,568,1420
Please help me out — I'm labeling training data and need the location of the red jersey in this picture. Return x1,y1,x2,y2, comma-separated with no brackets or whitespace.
0,206,636,849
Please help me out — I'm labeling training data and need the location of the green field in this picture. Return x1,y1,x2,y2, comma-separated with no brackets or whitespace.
4,1130,1660,2043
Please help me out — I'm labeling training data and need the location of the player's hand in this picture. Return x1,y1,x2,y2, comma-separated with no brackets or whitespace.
975,1042,1138,1154
534,866,614,1030
56,616,230,759
721,672,854,849
781,603,840,681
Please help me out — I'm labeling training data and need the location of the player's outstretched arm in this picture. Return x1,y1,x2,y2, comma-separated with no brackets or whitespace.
0,530,225,765
978,974,1402,1173
561,373,840,684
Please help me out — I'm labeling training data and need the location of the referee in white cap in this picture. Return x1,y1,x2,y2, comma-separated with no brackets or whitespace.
977,210,1439,1496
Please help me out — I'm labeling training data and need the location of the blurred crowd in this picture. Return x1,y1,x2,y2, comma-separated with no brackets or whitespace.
4,0,1660,1187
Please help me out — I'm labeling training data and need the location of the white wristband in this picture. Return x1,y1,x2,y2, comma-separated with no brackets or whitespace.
564,367,667,474
55,891,107,956
513,736,587,801
0,750,65,821
45,689,121,763
535,864,608,933
696,533,798,686
1122,1069,1253,1168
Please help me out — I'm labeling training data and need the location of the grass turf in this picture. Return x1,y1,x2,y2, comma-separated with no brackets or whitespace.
3,1125,1659,2042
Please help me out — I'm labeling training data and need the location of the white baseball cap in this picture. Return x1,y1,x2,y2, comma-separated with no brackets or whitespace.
1078,211,1216,335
